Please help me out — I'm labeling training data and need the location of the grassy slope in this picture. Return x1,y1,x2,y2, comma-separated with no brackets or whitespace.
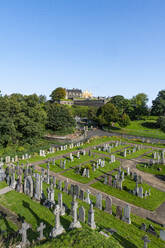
0,188,164,248
14,136,118,165
137,163,165,176
116,148,151,159
38,154,100,173
110,120,165,139
91,174,165,211
62,161,120,184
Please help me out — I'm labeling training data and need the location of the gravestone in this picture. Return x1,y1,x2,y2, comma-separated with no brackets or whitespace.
37,222,46,241
79,189,84,201
160,230,165,241
34,174,42,201
86,169,90,178
24,176,34,198
79,206,85,223
50,205,65,237
105,196,112,214
88,204,96,229
69,200,82,229
57,180,62,191
116,206,122,219
63,179,69,194
95,193,102,210
85,189,91,204
108,175,112,186
58,193,65,216
122,205,131,224
19,222,30,247
104,175,108,185
142,235,150,248
74,185,80,198
138,186,143,198
52,176,56,187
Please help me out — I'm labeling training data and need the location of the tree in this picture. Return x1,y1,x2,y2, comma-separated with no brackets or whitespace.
118,113,130,127
0,94,47,146
109,95,127,114
50,87,66,101
130,93,149,119
96,103,119,127
151,90,165,116
46,103,76,132
157,116,165,132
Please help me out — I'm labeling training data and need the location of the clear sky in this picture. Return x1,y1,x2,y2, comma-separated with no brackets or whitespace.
0,0,165,105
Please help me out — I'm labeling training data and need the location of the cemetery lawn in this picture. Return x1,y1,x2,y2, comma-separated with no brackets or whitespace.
116,148,151,159
91,176,165,211
0,189,165,247
111,120,165,140
38,154,100,173
61,161,121,184
92,144,130,156
0,181,8,189
136,163,165,176
14,136,117,165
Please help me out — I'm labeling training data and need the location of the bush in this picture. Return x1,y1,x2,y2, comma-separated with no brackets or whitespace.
157,116,165,132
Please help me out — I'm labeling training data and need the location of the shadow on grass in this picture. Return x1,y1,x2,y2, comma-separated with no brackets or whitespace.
22,201,52,240
0,212,19,247
113,232,138,248
141,121,158,129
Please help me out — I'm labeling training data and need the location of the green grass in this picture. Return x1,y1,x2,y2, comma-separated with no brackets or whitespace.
116,148,151,159
92,144,130,156
136,163,165,176
0,181,8,189
62,161,121,184
91,174,165,211
14,136,119,165
0,187,164,247
108,120,165,140
38,154,100,173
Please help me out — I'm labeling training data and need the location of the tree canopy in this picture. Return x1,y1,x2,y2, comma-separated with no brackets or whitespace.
50,87,66,101
46,103,76,133
151,90,165,116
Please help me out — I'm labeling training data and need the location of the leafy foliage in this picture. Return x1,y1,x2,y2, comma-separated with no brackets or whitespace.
157,116,165,132
50,87,66,101
151,90,165,116
0,94,47,146
46,102,76,132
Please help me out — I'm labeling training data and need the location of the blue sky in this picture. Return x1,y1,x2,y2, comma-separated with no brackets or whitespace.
0,0,165,105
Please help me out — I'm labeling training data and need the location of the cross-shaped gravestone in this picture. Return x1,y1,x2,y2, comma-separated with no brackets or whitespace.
69,200,82,229
142,235,150,248
19,222,30,246
37,222,46,240
50,204,65,237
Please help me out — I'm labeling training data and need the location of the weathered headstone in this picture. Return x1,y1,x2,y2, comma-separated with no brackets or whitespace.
122,205,131,224
37,222,46,241
142,235,150,248
95,193,102,210
69,200,82,229
105,196,112,214
50,205,65,237
116,206,122,219
58,193,65,216
19,222,30,247
88,204,96,229
79,206,85,223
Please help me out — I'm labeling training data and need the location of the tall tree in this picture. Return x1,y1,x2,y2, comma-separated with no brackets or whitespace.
96,102,119,127
50,87,66,101
151,90,165,116
130,93,149,119
46,103,76,132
